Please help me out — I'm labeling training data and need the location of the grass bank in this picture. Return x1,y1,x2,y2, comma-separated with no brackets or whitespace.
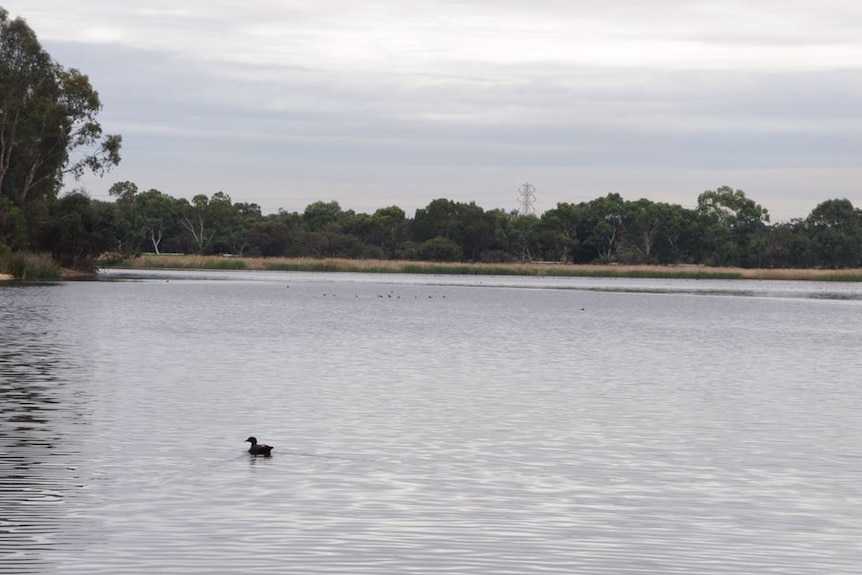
113,255,862,282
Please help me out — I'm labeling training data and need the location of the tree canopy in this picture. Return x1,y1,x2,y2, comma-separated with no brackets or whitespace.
0,7,121,251
19,183,860,270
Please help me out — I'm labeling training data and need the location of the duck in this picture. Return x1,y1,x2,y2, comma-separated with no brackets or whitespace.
245,436,273,456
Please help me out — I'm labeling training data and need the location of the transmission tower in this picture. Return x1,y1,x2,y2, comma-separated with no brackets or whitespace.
515,183,537,261
516,182,536,215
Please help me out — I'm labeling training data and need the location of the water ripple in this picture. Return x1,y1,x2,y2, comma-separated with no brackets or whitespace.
1,279,860,574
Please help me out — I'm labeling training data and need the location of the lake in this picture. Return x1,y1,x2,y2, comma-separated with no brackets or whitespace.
1,270,860,574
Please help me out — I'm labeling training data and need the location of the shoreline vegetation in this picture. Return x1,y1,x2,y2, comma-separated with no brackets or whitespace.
0,250,62,281
105,254,862,282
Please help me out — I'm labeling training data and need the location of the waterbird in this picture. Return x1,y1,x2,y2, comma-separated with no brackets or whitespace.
245,436,273,456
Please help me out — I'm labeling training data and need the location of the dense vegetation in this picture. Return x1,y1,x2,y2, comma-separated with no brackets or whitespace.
24,184,862,270
2,6,861,277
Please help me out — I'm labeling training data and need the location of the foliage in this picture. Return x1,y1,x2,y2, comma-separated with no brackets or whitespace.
409,236,462,262
805,198,862,268
696,186,770,266
0,8,121,243
38,190,114,267
33,180,858,272
0,195,28,249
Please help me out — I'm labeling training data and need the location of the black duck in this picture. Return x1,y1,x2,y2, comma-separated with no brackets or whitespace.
245,436,273,456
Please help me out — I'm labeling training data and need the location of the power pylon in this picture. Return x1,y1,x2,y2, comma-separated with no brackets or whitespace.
516,182,536,216
515,183,537,261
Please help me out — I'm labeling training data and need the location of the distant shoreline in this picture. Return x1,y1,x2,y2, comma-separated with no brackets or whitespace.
110,255,862,282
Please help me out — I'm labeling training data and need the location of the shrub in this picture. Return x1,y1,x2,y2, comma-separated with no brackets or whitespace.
410,237,462,262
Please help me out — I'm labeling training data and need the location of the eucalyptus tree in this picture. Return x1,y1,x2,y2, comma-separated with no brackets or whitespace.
621,200,698,264
411,198,461,243
248,218,289,257
507,212,540,261
538,202,584,262
40,191,119,265
655,203,700,264
0,9,121,239
178,191,252,255
582,193,627,263
136,189,181,254
410,198,497,261
480,208,520,262
696,186,769,266
107,180,143,253
108,181,184,254
179,194,217,254
302,200,344,232
369,205,408,256
621,198,662,263
456,201,493,261
805,198,862,268
0,196,27,249
300,200,357,257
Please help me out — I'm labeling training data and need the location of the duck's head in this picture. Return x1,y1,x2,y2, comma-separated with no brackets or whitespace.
245,436,258,445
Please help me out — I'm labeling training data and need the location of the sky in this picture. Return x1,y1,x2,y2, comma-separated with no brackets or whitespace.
4,0,862,220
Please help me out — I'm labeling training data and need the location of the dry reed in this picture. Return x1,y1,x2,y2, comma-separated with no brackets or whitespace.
121,255,862,282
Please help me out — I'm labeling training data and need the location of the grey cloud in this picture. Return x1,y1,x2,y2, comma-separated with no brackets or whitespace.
9,1,861,220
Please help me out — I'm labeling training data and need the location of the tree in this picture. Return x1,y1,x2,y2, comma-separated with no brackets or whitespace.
479,208,520,263
620,198,661,263
39,191,118,266
368,205,408,256
411,198,460,243
697,186,769,229
621,200,698,264
0,9,121,222
248,218,288,257
108,180,142,253
108,181,184,254
583,193,626,263
411,198,509,261
410,236,462,261
696,186,769,266
230,201,262,256
0,195,27,249
539,202,583,262
302,200,343,232
806,199,862,268
136,189,180,254
205,191,243,254
654,203,699,264
508,213,540,261
456,202,494,261
180,194,216,254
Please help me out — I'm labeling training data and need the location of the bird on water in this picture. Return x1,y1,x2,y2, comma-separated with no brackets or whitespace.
245,436,273,456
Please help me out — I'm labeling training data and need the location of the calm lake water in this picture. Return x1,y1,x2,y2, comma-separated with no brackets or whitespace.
1,270,860,574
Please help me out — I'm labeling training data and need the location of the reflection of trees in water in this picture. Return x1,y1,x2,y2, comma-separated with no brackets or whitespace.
0,287,96,571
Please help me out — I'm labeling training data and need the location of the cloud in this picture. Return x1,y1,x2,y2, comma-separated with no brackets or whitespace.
4,0,861,220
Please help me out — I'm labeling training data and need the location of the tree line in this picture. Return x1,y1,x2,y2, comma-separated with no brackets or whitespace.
8,182,862,269
2,7,861,270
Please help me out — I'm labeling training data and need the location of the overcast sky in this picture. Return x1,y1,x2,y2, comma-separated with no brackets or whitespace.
5,1,862,219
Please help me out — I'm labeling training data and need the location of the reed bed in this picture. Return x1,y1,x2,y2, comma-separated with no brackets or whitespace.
0,250,62,281
119,255,862,282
